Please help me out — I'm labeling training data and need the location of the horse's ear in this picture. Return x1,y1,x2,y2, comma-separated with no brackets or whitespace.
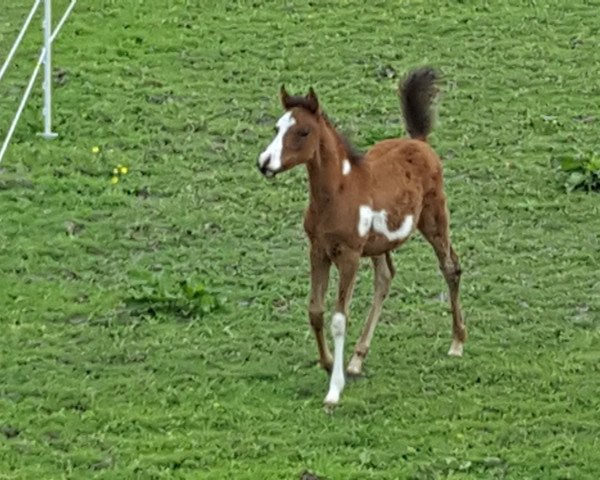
306,86,320,114
280,84,291,109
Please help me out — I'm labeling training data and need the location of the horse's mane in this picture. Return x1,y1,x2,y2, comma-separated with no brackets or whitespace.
284,96,363,165
321,112,363,165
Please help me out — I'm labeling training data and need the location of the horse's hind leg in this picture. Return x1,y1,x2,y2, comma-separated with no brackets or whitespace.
418,197,467,356
347,253,394,376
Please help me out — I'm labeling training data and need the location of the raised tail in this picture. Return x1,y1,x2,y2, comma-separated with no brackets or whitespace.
399,67,439,142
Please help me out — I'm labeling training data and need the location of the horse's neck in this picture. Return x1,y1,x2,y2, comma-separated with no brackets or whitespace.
307,124,344,206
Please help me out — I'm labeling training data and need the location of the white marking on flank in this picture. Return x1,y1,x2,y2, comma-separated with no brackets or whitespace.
324,312,346,406
342,159,351,175
357,205,414,241
258,111,296,173
358,206,372,237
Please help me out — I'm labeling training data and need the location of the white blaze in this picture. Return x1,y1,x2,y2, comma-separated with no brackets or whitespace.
258,111,296,173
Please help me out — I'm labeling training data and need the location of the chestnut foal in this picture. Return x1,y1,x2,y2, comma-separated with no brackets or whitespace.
257,68,466,407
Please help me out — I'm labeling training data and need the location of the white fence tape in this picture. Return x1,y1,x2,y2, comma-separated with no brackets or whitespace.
0,0,76,163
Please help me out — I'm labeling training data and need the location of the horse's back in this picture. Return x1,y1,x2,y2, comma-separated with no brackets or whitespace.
367,138,439,167
365,138,443,194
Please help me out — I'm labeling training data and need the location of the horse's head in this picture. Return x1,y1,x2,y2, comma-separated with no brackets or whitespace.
257,86,321,178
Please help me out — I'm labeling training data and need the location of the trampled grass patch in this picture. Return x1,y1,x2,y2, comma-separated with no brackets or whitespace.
1,1,599,478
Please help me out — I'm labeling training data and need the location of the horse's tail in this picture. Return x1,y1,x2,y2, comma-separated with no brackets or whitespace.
399,67,439,142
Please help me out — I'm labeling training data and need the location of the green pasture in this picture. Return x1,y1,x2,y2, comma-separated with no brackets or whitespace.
1,1,599,478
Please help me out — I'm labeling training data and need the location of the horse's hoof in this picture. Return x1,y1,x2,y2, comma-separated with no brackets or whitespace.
448,340,464,357
323,398,338,414
346,356,363,377
323,388,340,409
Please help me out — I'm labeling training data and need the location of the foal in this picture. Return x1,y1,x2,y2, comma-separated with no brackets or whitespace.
257,68,466,407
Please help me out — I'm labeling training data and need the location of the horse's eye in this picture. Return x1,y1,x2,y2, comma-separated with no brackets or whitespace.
297,129,309,137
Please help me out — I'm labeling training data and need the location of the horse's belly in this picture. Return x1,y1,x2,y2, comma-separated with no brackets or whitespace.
361,235,406,257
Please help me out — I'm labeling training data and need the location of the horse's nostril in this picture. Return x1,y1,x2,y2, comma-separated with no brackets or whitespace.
258,154,272,176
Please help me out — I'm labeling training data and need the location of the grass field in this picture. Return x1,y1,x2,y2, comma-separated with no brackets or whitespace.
1,1,599,478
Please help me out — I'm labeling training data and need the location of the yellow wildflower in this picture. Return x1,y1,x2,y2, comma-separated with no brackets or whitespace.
91,146,100,154
113,168,119,175
111,176,119,184
119,166,128,175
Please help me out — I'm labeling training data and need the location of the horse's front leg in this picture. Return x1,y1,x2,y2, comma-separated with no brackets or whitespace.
324,248,359,407
308,247,333,372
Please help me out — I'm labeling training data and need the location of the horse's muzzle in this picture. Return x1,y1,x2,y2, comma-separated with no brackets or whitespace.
257,156,276,178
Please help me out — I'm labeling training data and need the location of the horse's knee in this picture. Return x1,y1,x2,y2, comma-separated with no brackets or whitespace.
375,254,394,296
449,261,462,278
450,248,461,273
382,263,394,283
309,310,324,330
384,252,396,279
375,274,392,298
455,264,462,278
441,256,461,283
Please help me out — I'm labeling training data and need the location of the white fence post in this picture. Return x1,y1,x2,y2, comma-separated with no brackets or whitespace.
0,0,76,164
40,0,58,139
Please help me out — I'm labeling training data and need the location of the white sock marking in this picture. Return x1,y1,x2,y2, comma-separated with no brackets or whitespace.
342,159,351,175
357,205,414,241
258,111,296,172
324,312,346,405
